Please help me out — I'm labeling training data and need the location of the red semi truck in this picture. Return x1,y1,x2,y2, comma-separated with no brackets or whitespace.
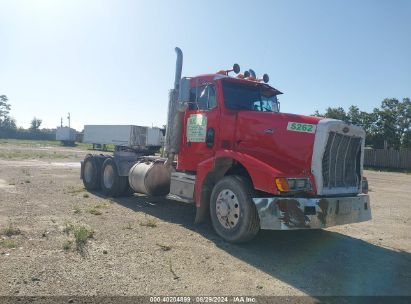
81,48,371,243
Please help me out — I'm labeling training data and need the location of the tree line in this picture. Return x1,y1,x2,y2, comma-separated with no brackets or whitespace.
313,98,411,149
0,95,55,140
1,94,410,148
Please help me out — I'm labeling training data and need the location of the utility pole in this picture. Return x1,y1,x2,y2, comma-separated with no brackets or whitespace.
61,117,63,127
67,113,71,128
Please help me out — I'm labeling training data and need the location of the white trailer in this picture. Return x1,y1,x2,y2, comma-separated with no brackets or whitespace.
83,125,164,149
56,127,76,145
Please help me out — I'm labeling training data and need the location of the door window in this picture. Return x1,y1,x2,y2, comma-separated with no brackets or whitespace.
189,85,217,110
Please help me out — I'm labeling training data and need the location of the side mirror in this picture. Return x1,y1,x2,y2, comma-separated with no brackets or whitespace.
178,77,190,103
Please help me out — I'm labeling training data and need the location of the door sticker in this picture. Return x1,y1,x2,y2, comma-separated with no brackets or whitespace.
187,114,207,142
287,122,316,133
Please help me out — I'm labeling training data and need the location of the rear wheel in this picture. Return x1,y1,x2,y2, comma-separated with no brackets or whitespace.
82,155,101,190
210,175,260,243
100,157,128,197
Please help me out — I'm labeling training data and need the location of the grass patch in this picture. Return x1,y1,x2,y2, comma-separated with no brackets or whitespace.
67,186,85,194
0,150,71,160
156,243,172,251
123,222,133,230
0,139,61,147
73,226,94,250
73,206,81,214
63,222,75,235
139,218,157,228
83,193,89,198
0,239,16,249
63,240,73,251
0,138,92,150
25,180,31,183
87,203,109,215
2,223,21,237
88,208,102,215
62,222,94,253
95,203,109,209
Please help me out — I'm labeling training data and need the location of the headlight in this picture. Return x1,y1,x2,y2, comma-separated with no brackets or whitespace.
275,177,311,192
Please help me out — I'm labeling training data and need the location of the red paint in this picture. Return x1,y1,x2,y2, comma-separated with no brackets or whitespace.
177,74,322,205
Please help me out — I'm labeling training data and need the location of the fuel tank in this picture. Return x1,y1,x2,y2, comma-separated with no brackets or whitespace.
128,161,171,196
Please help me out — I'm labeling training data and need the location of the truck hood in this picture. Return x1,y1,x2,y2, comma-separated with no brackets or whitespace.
235,111,322,176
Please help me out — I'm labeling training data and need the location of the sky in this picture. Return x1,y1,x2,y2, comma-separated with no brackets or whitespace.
0,0,410,131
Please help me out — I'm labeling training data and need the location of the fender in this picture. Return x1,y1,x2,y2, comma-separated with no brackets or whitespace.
194,150,286,207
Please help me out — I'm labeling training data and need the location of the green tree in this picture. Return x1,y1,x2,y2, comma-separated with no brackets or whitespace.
313,98,411,149
0,95,11,127
313,107,349,121
30,117,42,132
1,116,17,129
373,98,411,149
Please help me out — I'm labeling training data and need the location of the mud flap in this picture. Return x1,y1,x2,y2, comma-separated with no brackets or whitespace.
194,185,212,224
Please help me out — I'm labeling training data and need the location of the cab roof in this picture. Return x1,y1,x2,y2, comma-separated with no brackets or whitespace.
190,73,283,96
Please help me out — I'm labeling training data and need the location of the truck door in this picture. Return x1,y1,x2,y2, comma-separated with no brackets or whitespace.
178,82,220,171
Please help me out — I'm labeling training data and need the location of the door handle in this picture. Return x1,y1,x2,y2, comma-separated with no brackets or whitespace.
264,128,274,134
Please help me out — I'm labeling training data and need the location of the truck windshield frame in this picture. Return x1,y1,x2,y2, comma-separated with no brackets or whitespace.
222,80,280,113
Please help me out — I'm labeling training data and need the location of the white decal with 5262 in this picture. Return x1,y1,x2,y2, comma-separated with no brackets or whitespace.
287,122,316,133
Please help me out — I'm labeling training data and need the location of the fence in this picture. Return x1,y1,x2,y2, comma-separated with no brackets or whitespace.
364,148,411,170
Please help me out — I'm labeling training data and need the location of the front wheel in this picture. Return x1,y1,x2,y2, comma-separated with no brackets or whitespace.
210,176,260,243
100,158,128,197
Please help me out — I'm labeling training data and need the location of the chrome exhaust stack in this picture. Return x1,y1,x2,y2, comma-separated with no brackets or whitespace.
164,47,184,167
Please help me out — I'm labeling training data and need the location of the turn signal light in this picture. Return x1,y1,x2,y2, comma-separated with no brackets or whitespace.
275,178,289,192
275,177,312,193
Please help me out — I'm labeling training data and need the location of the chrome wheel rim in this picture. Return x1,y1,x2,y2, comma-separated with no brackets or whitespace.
216,189,240,229
103,164,115,189
84,161,94,183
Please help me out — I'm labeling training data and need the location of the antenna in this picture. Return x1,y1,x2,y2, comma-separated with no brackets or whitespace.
67,113,71,128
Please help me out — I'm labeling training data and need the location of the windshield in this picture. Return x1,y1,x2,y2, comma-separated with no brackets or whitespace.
222,81,280,112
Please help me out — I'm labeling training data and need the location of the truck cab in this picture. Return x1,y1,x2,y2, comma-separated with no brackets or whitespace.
167,50,370,242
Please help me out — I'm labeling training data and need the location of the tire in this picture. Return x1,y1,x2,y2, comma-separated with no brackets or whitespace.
100,157,128,197
82,155,101,191
210,175,260,243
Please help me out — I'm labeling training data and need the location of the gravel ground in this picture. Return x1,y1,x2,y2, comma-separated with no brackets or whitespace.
0,142,410,297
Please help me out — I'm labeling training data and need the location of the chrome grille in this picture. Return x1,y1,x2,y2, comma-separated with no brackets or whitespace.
322,132,362,189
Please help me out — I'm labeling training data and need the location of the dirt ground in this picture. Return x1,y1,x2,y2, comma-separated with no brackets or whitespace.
0,140,410,297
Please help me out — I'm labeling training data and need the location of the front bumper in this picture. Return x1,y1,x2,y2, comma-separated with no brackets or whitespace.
253,194,371,230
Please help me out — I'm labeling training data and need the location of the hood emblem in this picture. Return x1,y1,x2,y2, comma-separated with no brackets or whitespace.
343,126,350,133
